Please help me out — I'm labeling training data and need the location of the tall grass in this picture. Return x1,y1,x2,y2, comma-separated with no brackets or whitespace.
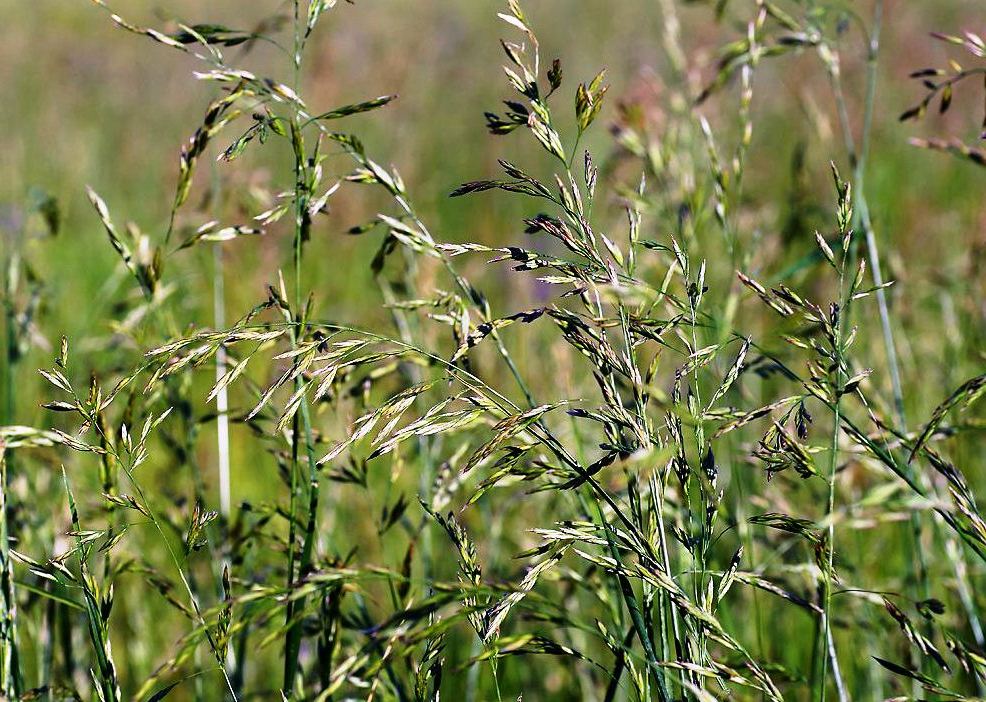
0,0,984,700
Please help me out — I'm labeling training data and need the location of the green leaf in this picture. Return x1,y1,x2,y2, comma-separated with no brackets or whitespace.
310,95,396,121
910,373,986,462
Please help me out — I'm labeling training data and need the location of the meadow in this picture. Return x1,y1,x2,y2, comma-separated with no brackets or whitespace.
1,0,985,699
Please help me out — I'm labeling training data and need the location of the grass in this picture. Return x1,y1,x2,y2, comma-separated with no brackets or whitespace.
1,0,986,700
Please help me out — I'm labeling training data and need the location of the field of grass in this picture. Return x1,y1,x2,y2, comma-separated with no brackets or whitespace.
2,1,986,700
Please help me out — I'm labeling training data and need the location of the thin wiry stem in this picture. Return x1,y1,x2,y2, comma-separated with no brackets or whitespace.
0,450,17,700
852,1,905,436
836,0,984,665
818,222,850,702
282,12,305,696
824,8,927,691
283,2,325,693
214,243,231,519
1,257,20,699
212,206,236,687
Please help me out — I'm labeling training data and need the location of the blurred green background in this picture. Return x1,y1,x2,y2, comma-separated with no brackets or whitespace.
2,0,985,698
3,0,983,343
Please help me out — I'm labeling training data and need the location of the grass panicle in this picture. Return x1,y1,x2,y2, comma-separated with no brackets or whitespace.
0,0,983,700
